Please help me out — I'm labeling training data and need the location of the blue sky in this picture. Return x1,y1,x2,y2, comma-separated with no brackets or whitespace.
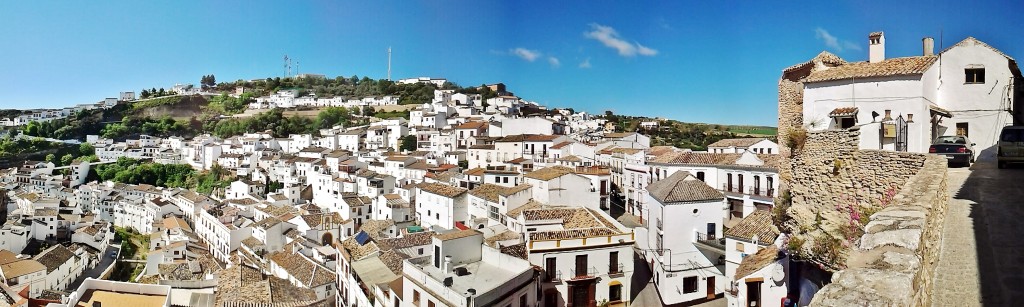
2,1,1023,126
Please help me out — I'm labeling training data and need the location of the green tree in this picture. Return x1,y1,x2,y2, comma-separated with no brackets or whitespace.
400,135,417,152
23,121,40,136
45,153,56,164
60,154,73,166
315,106,353,130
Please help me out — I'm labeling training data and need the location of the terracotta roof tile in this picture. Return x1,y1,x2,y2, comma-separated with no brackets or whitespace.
495,134,560,142
433,229,480,241
724,210,779,243
804,56,937,83
524,166,574,181
829,107,859,117
735,245,782,280
417,182,468,198
647,172,723,203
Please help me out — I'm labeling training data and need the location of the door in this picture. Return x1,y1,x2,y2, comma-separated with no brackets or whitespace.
575,255,588,277
707,276,716,299
737,175,744,193
571,285,590,307
707,223,716,239
753,176,761,195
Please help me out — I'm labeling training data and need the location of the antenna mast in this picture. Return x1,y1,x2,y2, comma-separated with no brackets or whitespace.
387,47,392,81
284,55,290,78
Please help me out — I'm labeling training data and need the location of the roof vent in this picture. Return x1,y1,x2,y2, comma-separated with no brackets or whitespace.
443,277,453,287
454,267,470,276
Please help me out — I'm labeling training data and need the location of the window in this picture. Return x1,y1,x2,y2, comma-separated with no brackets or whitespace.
683,276,699,293
520,294,527,307
609,284,622,301
965,67,986,84
428,300,435,307
656,234,663,255
956,123,969,138
575,255,588,277
735,242,745,252
545,258,557,281
839,116,856,129
413,290,421,305
696,171,705,182
418,248,424,255
609,251,619,274
489,205,499,220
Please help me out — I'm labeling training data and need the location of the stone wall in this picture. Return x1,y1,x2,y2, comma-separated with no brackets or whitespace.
810,154,948,306
783,129,933,269
777,78,804,171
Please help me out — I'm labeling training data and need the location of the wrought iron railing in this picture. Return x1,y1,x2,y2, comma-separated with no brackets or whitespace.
695,232,725,250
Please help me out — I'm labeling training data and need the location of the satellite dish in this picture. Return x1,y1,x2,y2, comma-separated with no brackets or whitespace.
770,263,785,283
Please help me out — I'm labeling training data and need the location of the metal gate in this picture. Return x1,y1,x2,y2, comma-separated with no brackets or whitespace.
895,115,908,152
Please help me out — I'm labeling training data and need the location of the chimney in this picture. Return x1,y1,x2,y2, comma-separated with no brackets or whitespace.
869,32,885,63
444,255,453,274
923,37,934,56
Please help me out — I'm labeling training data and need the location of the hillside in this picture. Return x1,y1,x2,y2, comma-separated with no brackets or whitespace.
605,112,777,150
130,95,210,119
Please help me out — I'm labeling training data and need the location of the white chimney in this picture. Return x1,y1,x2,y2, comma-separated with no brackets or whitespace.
869,32,885,63
444,255,453,274
923,37,934,56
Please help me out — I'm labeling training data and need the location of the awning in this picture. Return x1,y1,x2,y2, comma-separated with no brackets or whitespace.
829,107,858,117
929,105,953,118
608,280,622,286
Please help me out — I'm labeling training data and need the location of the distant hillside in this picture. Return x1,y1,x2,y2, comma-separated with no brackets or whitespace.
130,95,210,119
605,113,776,151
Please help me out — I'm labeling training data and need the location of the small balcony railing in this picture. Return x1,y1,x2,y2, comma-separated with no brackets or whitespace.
608,263,624,276
720,183,743,194
545,270,563,282
695,232,725,251
570,267,599,280
750,187,775,198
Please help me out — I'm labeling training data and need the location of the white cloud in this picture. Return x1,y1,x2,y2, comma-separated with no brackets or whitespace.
815,28,862,52
547,56,561,67
584,23,658,57
579,57,592,68
510,48,541,62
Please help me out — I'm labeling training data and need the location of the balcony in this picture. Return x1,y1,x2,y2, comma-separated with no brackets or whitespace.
545,270,563,283
694,232,725,251
750,187,776,199
720,183,743,195
608,263,625,277
570,267,599,280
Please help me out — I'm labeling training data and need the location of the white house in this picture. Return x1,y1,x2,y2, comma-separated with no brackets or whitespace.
708,138,779,154
415,182,469,230
723,210,787,307
399,230,539,307
799,33,1022,156
523,166,600,211
643,171,727,306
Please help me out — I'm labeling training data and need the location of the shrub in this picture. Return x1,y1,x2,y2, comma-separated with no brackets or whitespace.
785,127,808,153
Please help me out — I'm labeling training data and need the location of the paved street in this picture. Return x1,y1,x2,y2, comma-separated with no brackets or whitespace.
933,161,1024,306
68,244,120,290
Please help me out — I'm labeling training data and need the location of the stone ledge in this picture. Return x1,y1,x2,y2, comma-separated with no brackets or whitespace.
811,155,948,307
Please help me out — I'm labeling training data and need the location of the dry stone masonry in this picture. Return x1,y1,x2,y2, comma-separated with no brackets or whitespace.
810,154,948,306
780,128,949,306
